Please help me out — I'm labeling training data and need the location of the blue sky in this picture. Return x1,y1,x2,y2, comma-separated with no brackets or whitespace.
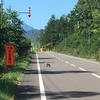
3,0,78,29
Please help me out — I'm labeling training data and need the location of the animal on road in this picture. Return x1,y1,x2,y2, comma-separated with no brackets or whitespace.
46,62,51,67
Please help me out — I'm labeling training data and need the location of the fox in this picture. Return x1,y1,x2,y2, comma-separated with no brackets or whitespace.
46,62,51,67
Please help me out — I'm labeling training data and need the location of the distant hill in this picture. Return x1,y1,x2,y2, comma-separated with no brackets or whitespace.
22,23,39,46
22,23,33,31
22,23,44,47
26,29,39,45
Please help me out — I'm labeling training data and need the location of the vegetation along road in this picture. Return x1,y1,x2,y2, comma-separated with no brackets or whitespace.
1,0,100,100
16,51,100,100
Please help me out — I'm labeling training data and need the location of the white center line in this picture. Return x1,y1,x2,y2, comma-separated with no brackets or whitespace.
71,64,75,67
92,73,100,79
58,58,60,60
65,61,69,64
46,52,100,80
36,52,47,100
79,67,86,71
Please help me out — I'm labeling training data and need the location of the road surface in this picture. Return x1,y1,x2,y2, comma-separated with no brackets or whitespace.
15,51,100,100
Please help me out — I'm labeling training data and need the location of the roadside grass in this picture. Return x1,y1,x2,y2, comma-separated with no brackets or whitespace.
0,52,33,100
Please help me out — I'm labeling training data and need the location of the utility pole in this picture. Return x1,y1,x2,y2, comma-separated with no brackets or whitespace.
0,0,3,28
88,26,91,44
77,21,91,45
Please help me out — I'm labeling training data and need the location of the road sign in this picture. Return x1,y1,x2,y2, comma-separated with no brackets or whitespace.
6,44,14,66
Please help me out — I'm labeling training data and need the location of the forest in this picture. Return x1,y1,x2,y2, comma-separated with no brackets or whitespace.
37,0,100,60
0,6,31,68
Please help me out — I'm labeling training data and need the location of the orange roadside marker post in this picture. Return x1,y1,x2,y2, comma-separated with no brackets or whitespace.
6,44,14,67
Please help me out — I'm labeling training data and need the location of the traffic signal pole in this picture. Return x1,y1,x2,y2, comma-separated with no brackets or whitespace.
18,7,31,18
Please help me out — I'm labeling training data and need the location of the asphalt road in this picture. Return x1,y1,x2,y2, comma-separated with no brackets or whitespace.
15,51,100,100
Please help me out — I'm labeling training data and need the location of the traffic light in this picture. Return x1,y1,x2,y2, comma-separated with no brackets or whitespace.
28,7,31,17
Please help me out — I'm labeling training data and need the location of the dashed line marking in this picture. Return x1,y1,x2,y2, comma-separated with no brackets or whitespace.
92,73,100,79
79,67,86,71
71,64,75,67
65,61,69,64
46,52,100,80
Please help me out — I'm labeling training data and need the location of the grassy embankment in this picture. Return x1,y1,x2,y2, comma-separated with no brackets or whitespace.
53,39,100,61
0,52,33,100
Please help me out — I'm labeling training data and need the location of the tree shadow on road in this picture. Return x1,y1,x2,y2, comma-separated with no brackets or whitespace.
15,85,40,100
31,57,55,60
15,85,100,100
23,69,95,75
45,91,100,99
41,70,95,75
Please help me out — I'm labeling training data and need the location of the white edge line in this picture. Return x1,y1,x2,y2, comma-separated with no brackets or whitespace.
36,52,47,100
92,73,100,79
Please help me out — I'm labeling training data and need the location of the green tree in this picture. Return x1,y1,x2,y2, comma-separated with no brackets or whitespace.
36,29,44,48
0,7,31,57
43,15,57,46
